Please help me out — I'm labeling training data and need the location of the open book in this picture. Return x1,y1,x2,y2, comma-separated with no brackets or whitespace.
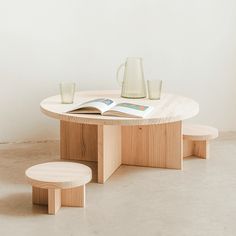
67,98,153,118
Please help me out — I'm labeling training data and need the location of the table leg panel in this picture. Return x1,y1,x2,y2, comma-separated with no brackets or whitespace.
60,121,98,162
122,121,182,169
98,125,122,183
165,122,183,169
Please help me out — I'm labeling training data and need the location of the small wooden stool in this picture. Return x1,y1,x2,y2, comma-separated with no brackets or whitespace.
25,162,92,215
183,124,218,159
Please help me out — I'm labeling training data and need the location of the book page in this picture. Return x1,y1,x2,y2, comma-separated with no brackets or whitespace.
67,98,116,114
103,103,154,118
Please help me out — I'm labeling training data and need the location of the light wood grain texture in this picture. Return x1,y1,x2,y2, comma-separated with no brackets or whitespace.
40,90,199,126
61,186,85,207
122,121,183,169
48,189,61,215
32,187,48,205
26,162,92,189
60,121,97,161
26,162,92,214
183,124,218,141
193,141,209,159
32,186,86,208
183,124,218,159
183,140,194,158
183,140,209,159
60,123,122,183
98,125,122,183
40,90,199,183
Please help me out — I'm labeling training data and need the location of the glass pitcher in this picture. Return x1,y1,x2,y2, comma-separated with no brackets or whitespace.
116,57,147,98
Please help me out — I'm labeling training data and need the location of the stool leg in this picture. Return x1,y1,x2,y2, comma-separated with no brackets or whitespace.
183,140,194,158
61,185,85,207
48,189,61,215
32,187,48,205
193,140,209,159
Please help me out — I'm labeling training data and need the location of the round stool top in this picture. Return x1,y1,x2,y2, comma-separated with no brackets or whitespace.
183,124,219,141
25,162,92,189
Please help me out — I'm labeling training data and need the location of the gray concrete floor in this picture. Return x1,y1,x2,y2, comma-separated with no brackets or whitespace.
0,134,236,236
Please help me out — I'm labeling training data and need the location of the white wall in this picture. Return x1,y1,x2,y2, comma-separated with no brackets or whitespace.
0,0,236,142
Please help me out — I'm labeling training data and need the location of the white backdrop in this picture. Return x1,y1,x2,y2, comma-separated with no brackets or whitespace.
0,0,236,142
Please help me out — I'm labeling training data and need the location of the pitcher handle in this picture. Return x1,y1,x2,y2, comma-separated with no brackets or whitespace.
116,63,125,86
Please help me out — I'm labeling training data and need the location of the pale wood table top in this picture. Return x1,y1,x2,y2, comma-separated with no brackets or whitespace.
25,162,92,189
40,90,199,125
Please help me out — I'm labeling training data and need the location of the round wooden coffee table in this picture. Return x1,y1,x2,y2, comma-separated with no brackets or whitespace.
25,162,92,214
40,90,199,183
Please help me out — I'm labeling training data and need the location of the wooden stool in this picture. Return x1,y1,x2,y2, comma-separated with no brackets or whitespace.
25,162,92,215
183,124,218,159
